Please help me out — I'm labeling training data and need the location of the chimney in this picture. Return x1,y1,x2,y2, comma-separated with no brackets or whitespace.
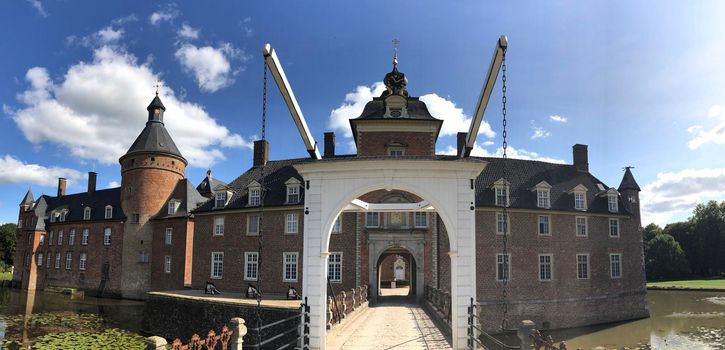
253,140,269,167
457,132,467,156
324,132,336,158
88,172,97,195
573,144,589,172
57,178,67,197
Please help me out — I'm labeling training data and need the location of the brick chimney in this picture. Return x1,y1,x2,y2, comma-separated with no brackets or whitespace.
457,132,467,156
324,132,336,158
573,144,589,172
88,172,97,195
253,140,269,167
57,178,67,197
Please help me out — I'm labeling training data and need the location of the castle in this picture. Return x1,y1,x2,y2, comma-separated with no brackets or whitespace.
12,57,648,333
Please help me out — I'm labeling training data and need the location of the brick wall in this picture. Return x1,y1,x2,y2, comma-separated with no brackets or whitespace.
356,131,436,156
150,217,194,291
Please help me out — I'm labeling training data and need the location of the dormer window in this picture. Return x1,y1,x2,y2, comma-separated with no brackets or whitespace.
105,205,113,219
531,181,552,209
248,181,261,206
50,211,56,223
59,210,67,222
569,184,588,211
168,200,180,215
493,179,510,207
215,192,227,208
83,207,91,220
608,194,618,213
285,178,302,204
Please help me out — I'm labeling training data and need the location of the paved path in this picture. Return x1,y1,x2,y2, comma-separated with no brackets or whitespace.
327,294,451,350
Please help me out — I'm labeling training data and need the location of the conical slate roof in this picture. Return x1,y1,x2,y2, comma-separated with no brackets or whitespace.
618,167,641,191
19,188,34,206
123,95,186,163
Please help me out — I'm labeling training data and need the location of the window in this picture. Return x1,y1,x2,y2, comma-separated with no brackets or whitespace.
131,213,140,224
49,231,54,245
46,253,51,268
610,253,622,278
39,234,45,245
84,207,91,220
69,229,76,245
537,190,550,208
164,256,172,274
496,213,508,235
496,254,510,282
328,252,342,282
575,217,588,237
215,192,227,208
608,195,618,213
414,212,428,228
81,229,89,245
55,253,61,269
79,253,87,270
65,252,72,269
139,251,149,263
59,211,67,222
286,213,298,234
168,200,180,215
609,219,620,237
574,192,586,211
103,228,111,246
37,252,44,266
538,215,550,236
214,216,225,236
56,230,62,245
388,148,404,157
165,228,172,245
248,188,261,206
287,185,300,204
247,215,260,236
244,252,258,281
539,254,552,281
332,216,341,234
366,212,380,228
283,252,298,282
495,186,509,207
211,252,224,279
105,205,113,219
50,211,56,223
576,254,589,279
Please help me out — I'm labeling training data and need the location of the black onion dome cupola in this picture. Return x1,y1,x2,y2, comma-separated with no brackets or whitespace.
382,48,408,97
122,94,187,165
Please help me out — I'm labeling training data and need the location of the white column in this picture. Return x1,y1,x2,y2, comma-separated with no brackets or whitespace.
301,179,328,350
451,177,477,349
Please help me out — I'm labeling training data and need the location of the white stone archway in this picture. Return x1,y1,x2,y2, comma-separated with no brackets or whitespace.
295,159,486,349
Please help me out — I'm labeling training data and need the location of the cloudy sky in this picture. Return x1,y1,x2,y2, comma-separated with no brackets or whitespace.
1,1,725,226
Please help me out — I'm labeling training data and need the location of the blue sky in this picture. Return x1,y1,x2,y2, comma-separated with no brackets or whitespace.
2,1,725,226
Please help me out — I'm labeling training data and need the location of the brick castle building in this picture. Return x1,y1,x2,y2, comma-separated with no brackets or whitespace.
12,59,648,331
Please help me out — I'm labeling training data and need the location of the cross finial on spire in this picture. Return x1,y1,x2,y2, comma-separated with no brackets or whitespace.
153,79,163,96
392,39,400,69
623,166,635,171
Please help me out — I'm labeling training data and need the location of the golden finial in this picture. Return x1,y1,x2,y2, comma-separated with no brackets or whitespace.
392,38,400,69
153,79,163,96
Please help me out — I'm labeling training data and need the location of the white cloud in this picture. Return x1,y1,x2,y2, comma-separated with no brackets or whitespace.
175,43,249,93
328,82,496,140
66,26,125,49
7,45,253,169
177,24,200,40
0,155,82,187
438,142,565,164
530,121,551,139
149,3,179,26
641,167,725,226
112,14,138,25
688,104,725,149
26,0,48,18
107,181,120,188
549,115,567,123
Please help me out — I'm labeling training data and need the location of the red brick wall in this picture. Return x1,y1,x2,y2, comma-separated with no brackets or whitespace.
150,217,194,291
356,131,436,156
328,212,360,292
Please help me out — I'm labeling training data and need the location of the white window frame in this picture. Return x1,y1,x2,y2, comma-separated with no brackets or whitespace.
214,216,225,236
495,186,510,207
131,213,140,224
81,228,89,245
247,215,260,236
79,253,87,271
69,229,76,246
608,194,618,213
50,211,56,223
105,205,113,219
574,191,587,211
609,218,620,238
286,213,299,234
46,252,51,268
537,189,550,209
37,252,44,266
103,227,111,246
215,192,227,209
211,252,224,279
414,212,428,228
575,216,588,237
538,215,550,236
165,228,173,245
59,210,67,222
139,251,149,263
496,212,509,235
328,252,343,283
576,253,589,280
283,252,299,282
244,252,259,281
168,200,180,215
286,185,300,204
610,253,622,279
57,230,63,245
55,252,61,269
164,255,172,274
332,216,342,234
49,231,54,245
65,252,72,270
538,254,553,281
496,253,511,282
366,212,380,228
388,148,405,157
39,233,45,246
248,186,261,206
83,207,91,220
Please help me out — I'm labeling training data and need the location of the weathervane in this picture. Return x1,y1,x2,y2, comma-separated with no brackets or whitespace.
623,166,635,171
153,79,163,96
392,38,400,68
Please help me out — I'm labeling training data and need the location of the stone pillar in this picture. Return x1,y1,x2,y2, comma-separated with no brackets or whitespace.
145,336,167,350
229,317,247,350
517,320,535,349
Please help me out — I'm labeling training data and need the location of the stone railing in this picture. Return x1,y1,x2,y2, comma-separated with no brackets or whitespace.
146,317,246,350
326,285,368,328
424,285,452,325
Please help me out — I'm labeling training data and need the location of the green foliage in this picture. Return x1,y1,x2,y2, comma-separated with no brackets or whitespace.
647,279,725,290
646,233,690,281
643,223,662,244
0,223,17,267
0,271,12,280
688,201,725,276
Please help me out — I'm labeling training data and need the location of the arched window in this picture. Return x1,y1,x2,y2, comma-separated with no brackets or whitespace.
104,205,113,219
83,207,92,220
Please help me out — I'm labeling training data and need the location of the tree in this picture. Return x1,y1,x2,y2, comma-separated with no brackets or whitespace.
0,223,17,269
646,233,690,281
689,201,725,276
643,223,662,246
663,221,697,274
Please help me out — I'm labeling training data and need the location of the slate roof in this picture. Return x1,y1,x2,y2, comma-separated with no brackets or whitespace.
124,122,185,161
40,187,125,223
618,167,641,191
353,96,439,121
19,189,34,206
153,179,209,220
196,171,229,198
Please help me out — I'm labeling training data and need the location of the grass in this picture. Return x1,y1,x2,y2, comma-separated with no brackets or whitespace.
647,278,725,290
0,271,12,280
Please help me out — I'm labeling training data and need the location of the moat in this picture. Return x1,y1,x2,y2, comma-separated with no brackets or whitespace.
0,287,723,349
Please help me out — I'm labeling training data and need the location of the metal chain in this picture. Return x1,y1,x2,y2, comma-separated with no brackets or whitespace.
256,60,268,346
500,48,509,333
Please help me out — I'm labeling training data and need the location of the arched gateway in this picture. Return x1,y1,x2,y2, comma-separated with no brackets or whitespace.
295,158,486,349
